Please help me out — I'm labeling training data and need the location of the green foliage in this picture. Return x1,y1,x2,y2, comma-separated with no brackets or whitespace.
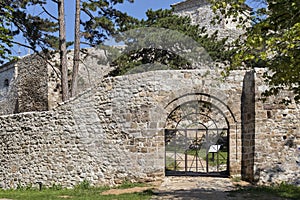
231,182,300,199
49,183,63,191
109,48,191,76
75,179,91,190
16,182,33,191
81,0,137,45
115,181,148,189
0,181,152,200
211,0,300,103
0,3,15,64
0,0,136,63
231,176,241,182
110,9,236,76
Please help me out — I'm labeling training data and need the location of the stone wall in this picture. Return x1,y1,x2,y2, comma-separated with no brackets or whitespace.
0,54,52,114
172,0,245,41
241,70,256,181
0,69,246,189
254,68,300,185
47,48,112,109
0,62,17,115
0,48,112,115
16,54,49,113
0,68,299,188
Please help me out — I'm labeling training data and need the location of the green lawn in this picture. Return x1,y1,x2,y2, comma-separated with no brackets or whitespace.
165,149,228,171
0,182,153,200
229,182,300,200
0,180,299,200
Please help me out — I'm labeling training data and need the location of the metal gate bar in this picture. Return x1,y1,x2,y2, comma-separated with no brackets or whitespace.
165,128,229,176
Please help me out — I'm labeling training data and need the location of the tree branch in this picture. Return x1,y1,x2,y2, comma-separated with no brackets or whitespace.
81,8,94,20
42,6,58,21
80,41,94,46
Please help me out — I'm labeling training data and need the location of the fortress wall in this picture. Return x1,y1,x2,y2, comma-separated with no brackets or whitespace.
0,68,299,189
0,69,245,188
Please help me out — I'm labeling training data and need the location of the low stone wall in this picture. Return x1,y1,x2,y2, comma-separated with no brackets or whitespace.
0,76,164,189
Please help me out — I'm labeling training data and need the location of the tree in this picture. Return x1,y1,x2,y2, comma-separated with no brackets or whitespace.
58,0,69,101
210,0,300,103
0,0,135,100
0,0,58,63
71,0,81,97
0,2,14,63
109,9,236,76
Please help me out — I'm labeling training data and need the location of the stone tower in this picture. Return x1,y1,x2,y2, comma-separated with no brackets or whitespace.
172,0,245,41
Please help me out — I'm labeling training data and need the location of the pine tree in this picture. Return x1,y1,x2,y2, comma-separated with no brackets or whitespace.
110,9,235,76
0,0,135,100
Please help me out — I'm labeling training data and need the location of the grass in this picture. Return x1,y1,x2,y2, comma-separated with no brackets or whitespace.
166,149,228,171
3,180,299,200
0,181,153,200
205,151,227,166
165,155,182,171
115,181,148,189
230,182,300,200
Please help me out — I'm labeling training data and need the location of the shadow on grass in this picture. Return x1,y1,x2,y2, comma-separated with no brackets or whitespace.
228,183,300,200
152,183,300,200
152,188,231,200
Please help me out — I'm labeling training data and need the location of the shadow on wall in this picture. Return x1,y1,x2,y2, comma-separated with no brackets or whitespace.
241,70,255,182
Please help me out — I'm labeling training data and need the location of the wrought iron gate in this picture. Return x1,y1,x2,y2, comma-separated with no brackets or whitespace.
164,100,230,177
165,128,229,176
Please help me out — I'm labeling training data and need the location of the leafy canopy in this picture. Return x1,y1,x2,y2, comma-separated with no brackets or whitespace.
210,0,300,103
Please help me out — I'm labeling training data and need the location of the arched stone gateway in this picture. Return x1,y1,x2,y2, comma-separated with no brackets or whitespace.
0,69,298,188
164,93,237,177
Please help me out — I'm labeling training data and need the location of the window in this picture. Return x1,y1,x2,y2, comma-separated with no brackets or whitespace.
4,79,9,87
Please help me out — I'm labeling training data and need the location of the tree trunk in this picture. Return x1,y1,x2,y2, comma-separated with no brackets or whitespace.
58,0,69,101
71,0,81,97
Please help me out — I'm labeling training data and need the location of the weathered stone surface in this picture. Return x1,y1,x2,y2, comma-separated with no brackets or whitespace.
0,67,299,189
0,61,18,115
0,69,240,188
172,0,245,41
0,48,112,115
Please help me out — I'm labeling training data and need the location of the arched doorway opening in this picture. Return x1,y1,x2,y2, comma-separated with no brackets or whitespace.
165,99,231,177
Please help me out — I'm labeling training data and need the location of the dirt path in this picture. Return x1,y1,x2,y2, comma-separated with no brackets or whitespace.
150,176,289,200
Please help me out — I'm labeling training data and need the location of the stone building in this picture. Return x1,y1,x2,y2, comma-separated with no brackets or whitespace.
0,0,299,189
172,0,247,41
0,48,111,115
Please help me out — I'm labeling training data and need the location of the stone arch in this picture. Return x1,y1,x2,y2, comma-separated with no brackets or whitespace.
164,93,237,125
164,93,239,176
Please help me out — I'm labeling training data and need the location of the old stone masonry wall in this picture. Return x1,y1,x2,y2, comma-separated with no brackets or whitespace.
254,69,300,185
0,68,299,189
0,69,245,189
